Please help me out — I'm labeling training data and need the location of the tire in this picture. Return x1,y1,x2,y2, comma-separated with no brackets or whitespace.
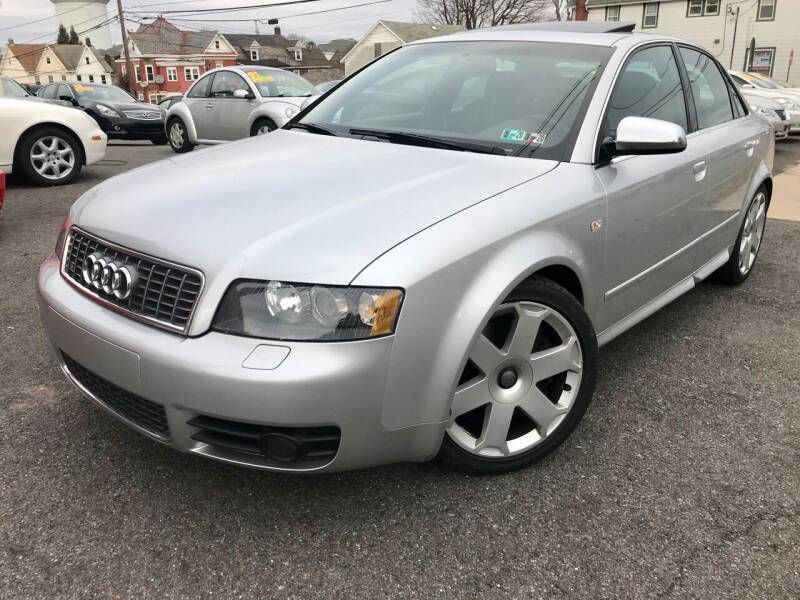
710,186,768,285
150,134,168,146
437,276,598,475
167,118,194,153
17,126,83,186
251,118,277,136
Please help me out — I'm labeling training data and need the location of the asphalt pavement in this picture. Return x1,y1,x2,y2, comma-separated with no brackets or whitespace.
1,140,799,599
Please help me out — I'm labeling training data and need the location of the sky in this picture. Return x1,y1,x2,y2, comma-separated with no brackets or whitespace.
0,0,419,45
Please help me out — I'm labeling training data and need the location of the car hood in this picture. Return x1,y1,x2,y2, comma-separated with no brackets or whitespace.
71,130,557,287
83,100,161,113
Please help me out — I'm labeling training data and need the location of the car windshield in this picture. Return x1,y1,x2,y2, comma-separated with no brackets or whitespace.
243,69,318,97
299,41,611,160
1,77,29,97
72,83,137,102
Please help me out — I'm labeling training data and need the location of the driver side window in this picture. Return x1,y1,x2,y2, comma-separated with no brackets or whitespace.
606,45,688,136
210,71,249,98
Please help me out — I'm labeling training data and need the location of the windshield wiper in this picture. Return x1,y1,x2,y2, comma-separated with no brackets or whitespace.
285,121,339,136
348,128,508,156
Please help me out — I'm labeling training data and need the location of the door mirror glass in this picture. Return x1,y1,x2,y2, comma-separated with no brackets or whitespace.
612,116,687,156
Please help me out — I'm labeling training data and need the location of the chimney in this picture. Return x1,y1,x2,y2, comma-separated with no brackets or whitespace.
574,0,588,21
274,26,281,36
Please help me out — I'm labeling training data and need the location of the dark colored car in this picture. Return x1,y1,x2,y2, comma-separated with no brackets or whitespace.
38,82,168,145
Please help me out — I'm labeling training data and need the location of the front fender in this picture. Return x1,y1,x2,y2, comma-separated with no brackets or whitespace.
248,102,296,130
352,163,606,430
166,103,198,144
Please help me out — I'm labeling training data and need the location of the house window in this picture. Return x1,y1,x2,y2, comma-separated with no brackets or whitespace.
47,75,54,83
642,3,659,27
45,56,51,64
184,67,200,81
215,40,220,49
605,5,620,21
757,0,776,21
137,93,145,101
61,75,67,81
121,65,126,76
76,75,82,81
85,57,90,65
88,75,94,82
250,49,259,61
294,49,303,61
749,48,775,76
34,75,41,84
101,75,106,84
166,67,177,81
145,65,155,82
149,92,159,104
135,65,141,82
688,0,719,16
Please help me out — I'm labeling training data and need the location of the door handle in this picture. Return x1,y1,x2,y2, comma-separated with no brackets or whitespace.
744,139,758,155
204,103,214,109
692,161,707,182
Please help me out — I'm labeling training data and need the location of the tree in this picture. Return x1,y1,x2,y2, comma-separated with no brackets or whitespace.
416,0,552,29
57,24,69,44
68,26,80,45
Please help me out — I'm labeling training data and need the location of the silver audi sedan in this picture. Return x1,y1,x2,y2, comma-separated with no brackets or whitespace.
38,22,773,475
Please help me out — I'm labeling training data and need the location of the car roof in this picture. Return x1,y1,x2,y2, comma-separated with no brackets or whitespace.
411,22,684,50
227,65,283,73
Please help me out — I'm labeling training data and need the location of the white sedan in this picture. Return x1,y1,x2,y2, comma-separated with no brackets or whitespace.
0,97,107,186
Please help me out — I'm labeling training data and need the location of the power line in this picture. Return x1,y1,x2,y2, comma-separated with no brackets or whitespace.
126,0,322,15
158,0,392,22
0,0,111,33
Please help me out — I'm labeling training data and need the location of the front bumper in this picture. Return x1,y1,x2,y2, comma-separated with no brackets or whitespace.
96,115,165,140
37,256,444,472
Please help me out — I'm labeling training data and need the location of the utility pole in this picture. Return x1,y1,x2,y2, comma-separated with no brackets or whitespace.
255,20,260,35
116,0,136,96
729,6,739,69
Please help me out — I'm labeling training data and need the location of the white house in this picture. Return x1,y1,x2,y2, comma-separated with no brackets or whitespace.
585,0,798,84
34,44,114,85
342,21,466,76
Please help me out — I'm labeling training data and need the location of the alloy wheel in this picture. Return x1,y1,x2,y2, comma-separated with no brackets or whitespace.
29,136,74,181
257,124,274,135
447,301,583,458
169,122,185,147
739,192,767,275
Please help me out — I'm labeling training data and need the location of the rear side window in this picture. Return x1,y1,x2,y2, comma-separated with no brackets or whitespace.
188,73,214,98
42,84,58,99
680,48,733,129
605,45,688,136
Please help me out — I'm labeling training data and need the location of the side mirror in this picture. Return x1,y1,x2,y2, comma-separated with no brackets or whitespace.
233,89,254,99
59,95,77,105
609,116,687,157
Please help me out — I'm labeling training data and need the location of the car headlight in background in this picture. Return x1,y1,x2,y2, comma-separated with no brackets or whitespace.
285,106,299,118
95,104,120,118
213,280,403,341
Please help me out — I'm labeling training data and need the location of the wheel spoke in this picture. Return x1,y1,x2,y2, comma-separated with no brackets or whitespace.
507,303,547,356
469,334,505,373
518,388,568,433
451,377,490,419
529,337,580,382
476,403,514,454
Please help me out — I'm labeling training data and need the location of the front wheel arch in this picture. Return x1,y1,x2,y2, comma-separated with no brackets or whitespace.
250,117,277,136
13,122,86,171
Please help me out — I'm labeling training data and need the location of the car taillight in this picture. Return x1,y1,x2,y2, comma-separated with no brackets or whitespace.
55,214,71,260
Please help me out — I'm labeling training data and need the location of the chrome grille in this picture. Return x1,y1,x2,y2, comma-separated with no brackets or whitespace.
62,228,203,333
122,110,162,120
775,109,787,121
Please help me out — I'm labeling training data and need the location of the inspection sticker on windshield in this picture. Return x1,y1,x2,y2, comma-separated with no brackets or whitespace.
246,71,275,83
500,129,547,144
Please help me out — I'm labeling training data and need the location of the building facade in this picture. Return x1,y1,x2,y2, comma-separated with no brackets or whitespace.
585,0,798,84
0,43,113,85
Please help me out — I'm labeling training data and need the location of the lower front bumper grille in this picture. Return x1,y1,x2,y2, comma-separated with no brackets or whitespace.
61,352,170,439
188,415,340,467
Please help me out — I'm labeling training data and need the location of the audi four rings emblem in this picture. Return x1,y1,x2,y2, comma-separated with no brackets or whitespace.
81,254,136,300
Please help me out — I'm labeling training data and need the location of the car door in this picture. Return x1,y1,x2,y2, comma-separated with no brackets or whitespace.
594,43,708,329
183,72,216,141
678,47,767,270
205,70,254,140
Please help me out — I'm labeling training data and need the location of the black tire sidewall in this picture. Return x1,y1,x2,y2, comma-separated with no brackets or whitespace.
251,119,276,137
437,276,598,475
18,127,83,186
711,185,768,285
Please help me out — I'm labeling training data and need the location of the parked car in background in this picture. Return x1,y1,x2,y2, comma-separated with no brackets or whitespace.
0,76,71,107
0,97,107,185
315,80,341,94
742,92,791,140
729,71,800,135
38,82,168,145
157,94,182,110
21,83,43,96
38,24,773,475
165,66,318,153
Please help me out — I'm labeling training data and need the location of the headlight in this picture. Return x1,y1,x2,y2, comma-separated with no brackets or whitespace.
95,104,120,118
284,106,299,118
212,280,403,341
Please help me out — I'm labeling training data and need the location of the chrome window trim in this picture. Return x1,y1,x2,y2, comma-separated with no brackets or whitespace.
59,226,206,335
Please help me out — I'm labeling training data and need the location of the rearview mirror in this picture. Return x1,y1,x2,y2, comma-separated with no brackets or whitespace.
611,116,687,156
233,89,254,99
